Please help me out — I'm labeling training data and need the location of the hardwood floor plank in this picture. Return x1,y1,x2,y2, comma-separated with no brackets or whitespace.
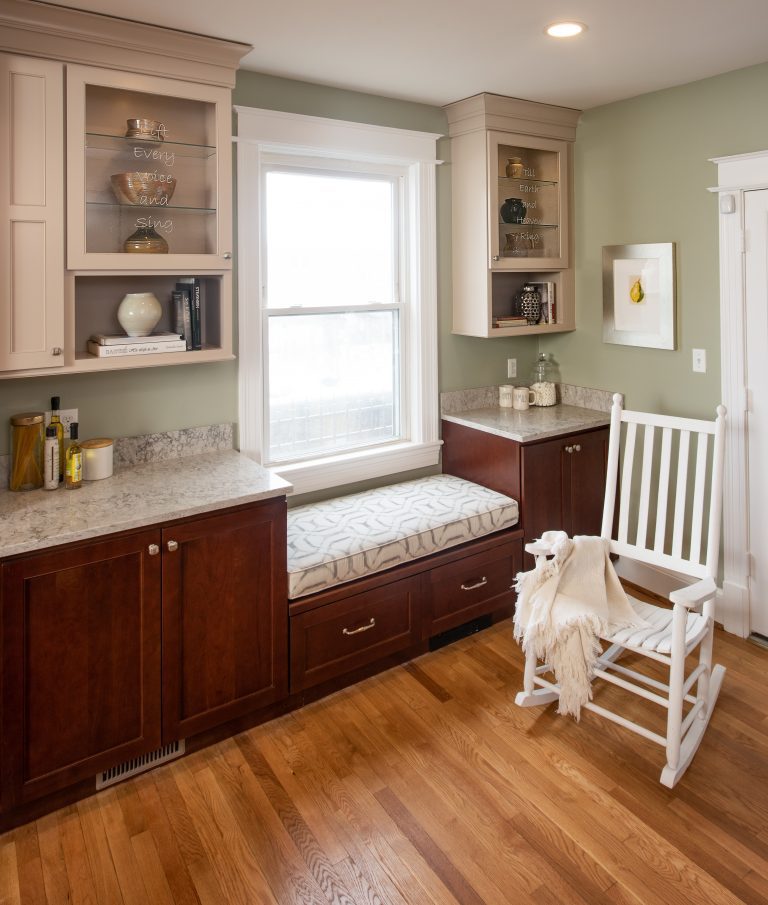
97,791,151,905
0,839,21,905
11,822,46,905
76,795,126,905
133,774,201,905
130,831,175,905
35,813,70,905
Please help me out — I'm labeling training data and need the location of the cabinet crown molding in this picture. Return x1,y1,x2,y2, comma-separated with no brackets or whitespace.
444,92,581,141
0,0,249,87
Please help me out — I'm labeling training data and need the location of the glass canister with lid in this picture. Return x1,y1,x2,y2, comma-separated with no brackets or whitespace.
530,353,557,406
9,412,45,491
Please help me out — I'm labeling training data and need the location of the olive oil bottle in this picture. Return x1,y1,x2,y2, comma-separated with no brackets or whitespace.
50,396,64,481
65,422,83,490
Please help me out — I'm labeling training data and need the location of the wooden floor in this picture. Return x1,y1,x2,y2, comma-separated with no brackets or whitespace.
3,614,768,905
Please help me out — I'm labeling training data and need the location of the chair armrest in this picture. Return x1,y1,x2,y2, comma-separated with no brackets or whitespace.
669,576,717,609
525,540,555,557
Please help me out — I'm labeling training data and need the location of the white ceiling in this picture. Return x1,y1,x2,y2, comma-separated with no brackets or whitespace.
49,0,768,110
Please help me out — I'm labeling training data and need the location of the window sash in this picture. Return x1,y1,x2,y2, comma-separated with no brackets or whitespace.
260,159,408,466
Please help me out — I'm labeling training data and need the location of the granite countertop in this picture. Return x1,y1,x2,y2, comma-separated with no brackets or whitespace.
0,450,293,560
442,403,611,444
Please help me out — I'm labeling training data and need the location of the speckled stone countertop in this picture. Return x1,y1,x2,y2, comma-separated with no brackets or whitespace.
442,404,611,444
0,450,292,560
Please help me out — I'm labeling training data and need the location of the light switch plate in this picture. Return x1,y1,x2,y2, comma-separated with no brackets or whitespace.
507,358,517,378
692,349,707,373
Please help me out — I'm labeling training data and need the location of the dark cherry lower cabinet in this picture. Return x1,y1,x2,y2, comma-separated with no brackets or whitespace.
0,498,287,812
442,420,609,551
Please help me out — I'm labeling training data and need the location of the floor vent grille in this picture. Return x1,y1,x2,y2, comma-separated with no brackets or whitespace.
96,739,185,790
748,633,768,650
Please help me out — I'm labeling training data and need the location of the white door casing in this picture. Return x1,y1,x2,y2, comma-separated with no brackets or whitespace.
710,150,768,638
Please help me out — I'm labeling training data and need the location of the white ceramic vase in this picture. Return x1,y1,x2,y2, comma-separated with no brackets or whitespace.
117,292,162,337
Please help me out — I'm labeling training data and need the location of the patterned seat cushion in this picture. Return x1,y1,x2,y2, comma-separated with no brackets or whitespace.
287,474,519,599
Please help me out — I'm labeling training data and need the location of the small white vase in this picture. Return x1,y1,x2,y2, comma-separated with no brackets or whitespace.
117,292,162,337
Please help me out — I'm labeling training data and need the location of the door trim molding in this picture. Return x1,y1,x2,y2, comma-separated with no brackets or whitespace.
708,152,768,637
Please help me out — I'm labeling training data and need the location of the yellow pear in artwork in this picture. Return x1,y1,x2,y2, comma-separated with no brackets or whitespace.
630,278,644,303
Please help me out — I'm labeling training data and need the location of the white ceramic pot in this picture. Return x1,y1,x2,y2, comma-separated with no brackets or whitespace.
117,292,162,337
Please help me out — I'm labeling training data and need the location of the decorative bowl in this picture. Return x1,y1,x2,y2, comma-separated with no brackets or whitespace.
125,118,164,140
110,172,177,206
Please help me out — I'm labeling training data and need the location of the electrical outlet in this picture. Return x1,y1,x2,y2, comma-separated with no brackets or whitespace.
45,408,78,438
692,349,707,374
507,358,517,379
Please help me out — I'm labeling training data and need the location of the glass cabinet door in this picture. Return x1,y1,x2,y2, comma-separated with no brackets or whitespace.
487,132,569,270
66,65,232,270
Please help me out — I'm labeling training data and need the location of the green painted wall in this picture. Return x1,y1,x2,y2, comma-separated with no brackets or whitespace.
0,72,534,456
542,61,768,420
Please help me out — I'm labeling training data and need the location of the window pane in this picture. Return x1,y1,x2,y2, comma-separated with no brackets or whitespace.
267,311,400,462
265,170,395,308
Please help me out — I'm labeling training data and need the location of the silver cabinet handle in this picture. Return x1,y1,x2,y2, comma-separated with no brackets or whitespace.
52,347,62,356
342,617,376,636
223,252,232,260
492,255,500,261
148,544,160,556
460,577,488,591
573,444,581,452
167,540,179,552
565,445,574,453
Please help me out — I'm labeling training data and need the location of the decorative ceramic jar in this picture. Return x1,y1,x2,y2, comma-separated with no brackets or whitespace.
505,157,524,178
500,197,526,224
123,226,169,254
117,292,162,337
519,283,542,324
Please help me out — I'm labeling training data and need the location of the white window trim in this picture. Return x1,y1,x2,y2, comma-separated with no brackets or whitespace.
235,106,443,495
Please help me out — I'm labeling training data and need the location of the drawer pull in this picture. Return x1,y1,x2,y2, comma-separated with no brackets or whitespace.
460,576,488,591
342,618,376,636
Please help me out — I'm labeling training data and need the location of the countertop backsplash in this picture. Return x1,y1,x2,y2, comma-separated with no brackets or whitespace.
0,423,234,491
441,384,616,415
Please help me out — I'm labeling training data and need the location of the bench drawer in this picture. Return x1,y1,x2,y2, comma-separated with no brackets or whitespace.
290,576,420,692
423,538,521,638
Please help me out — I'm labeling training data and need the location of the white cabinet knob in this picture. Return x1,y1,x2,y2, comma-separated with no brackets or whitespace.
167,540,179,552
148,544,160,556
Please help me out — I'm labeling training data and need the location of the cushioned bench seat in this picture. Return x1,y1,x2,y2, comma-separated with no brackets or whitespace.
287,474,519,600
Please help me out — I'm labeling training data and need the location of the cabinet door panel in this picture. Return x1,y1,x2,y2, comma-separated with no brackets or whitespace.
161,500,288,740
520,436,567,542
569,429,609,537
1,531,161,807
0,54,64,371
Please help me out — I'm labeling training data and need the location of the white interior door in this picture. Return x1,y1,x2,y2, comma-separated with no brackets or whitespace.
744,189,768,637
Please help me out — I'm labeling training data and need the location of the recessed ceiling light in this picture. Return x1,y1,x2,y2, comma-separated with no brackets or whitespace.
546,21,586,38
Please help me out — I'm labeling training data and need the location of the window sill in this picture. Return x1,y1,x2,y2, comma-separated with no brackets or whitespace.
267,440,443,496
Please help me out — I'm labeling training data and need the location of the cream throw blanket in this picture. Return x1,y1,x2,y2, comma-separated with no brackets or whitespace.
513,532,647,719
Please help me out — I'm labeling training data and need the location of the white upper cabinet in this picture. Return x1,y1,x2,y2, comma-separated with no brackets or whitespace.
66,65,233,272
445,93,580,339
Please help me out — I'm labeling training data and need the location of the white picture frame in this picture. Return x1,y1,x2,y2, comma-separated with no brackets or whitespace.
602,243,676,349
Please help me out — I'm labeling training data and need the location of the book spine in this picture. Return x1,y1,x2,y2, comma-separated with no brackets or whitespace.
87,340,187,357
175,283,193,350
172,290,186,341
192,279,202,350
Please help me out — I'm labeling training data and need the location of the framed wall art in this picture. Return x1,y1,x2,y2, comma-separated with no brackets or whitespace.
602,242,676,349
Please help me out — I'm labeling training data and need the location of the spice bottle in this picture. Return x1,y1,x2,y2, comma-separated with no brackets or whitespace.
65,422,83,490
9,413,44,491
44,426,59,490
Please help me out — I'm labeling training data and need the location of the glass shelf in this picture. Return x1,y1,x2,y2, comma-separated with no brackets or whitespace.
85,132,216,159
498,222,559,229
86,201,216,214
499,176,558,187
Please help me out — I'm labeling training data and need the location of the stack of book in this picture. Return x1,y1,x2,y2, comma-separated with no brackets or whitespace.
493,315,529,329
172,278,203,351
87,332,186,358
529,281,557,324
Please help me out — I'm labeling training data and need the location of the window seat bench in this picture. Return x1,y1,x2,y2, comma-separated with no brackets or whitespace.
287,475,523,693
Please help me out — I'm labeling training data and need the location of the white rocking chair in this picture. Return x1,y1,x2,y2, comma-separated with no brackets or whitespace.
515,393,727,788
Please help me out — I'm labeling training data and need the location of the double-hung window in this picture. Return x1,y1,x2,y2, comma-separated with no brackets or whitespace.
236,108,441,494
